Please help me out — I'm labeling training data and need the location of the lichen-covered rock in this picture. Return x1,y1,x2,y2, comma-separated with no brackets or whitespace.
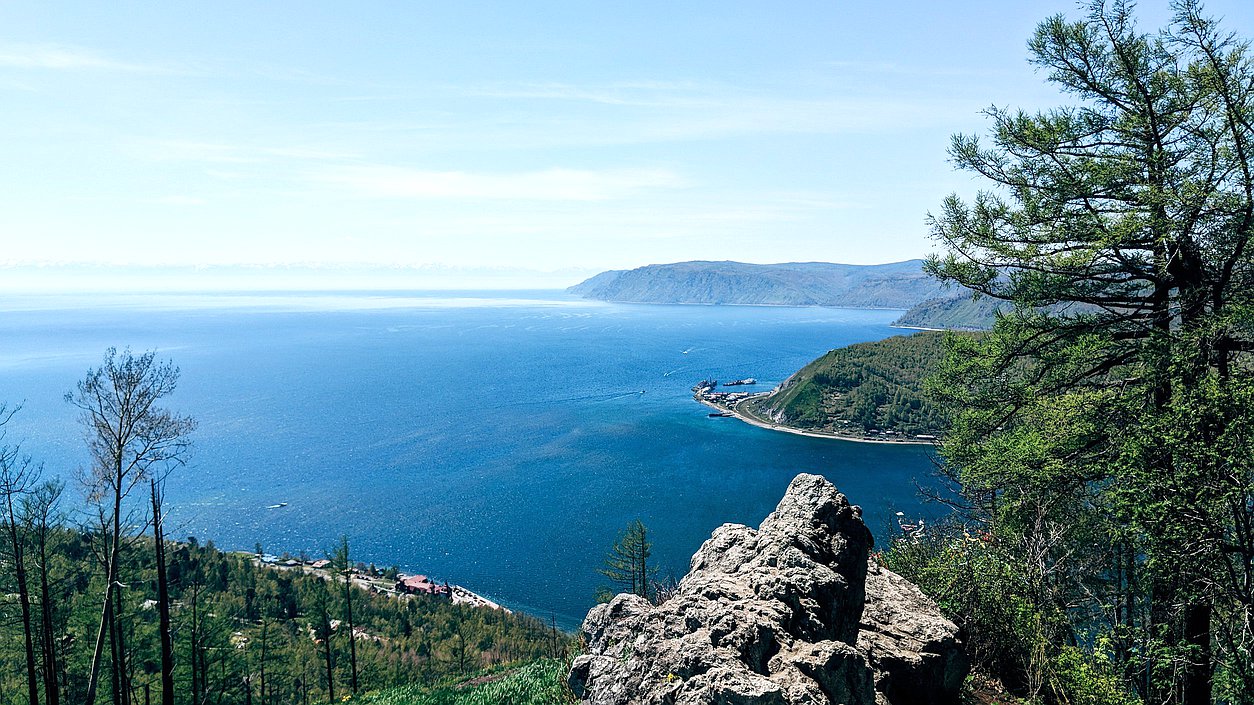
569,473,968,705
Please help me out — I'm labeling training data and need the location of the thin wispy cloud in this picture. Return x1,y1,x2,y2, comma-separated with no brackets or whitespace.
132,139,359,165
823,60,1018,79
312,165,687,201
464,80,711,107
0,43,165,73
307,91,972,159
456,80,977,144
143,195,207,206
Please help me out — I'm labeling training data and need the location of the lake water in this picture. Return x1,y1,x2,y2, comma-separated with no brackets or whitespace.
0,290,945,628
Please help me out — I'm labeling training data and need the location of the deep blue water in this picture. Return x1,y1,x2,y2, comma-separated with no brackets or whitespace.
0,290,944,628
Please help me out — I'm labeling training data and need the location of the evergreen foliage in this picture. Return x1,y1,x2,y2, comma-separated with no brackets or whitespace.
346,658,576,705
596,519,654,601
749,332,952,437
882,527,1135,705
915,1,1254,702
0,526,559,705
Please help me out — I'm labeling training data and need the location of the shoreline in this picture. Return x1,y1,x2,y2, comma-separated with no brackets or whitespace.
247,553,509,613
698,395,937,446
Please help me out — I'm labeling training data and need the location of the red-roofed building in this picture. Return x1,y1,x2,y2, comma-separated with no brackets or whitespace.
396,574,451,598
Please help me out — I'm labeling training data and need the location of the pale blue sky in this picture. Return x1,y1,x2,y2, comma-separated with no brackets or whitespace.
3,2,1253,287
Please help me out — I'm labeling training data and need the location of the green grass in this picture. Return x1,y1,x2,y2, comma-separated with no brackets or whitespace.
344,658,576,705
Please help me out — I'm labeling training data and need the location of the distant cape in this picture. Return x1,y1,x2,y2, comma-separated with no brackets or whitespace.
567,260,950,310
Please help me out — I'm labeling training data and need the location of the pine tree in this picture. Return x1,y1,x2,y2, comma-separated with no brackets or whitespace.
927,1,1254,700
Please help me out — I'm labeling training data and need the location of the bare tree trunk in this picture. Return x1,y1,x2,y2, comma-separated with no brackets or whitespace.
257,619,268,705
190,581,201,705
38,521,60,705
550,615,559,659
344,574,358,694
150,480,175,705
456,626,468,674
317,590,335,704
3,490,39,705
86,479,123,705
114,587,133,705
323,633,335,703
109,590,123,705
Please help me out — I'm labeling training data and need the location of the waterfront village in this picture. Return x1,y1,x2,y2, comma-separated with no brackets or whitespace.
240,550,506,612
691,378,760,417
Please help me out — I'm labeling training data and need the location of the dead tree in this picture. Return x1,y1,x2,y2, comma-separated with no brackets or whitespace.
69,348,194,705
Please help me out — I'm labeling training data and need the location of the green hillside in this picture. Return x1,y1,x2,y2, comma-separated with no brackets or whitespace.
346,658,574,705
745,332,953,438
0,528,564,705
891,293,1003,330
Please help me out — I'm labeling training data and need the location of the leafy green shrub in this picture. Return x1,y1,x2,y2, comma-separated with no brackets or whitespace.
881,527,1042,692
882,529,1139,705
1047,646,1138,705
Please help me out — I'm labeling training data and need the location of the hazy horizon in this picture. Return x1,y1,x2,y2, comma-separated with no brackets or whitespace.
5,1,1253,285
0,257,935,293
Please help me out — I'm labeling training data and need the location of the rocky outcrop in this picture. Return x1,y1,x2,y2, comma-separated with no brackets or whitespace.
569,474,967,705
858,563,968,704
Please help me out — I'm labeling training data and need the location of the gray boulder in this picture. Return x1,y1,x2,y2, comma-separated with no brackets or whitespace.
858,563,968,704
569,473,967,705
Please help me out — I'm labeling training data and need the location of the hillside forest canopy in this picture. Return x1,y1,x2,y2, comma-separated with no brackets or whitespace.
748,332,950,438
0,349,564,705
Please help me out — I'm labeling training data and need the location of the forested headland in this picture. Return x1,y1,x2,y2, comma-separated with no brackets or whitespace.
891,293,1003,331
744,332,950,439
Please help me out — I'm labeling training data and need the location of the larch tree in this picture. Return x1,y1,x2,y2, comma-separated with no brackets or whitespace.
598,519,654,600
927,1,1254,702
332,535,359,694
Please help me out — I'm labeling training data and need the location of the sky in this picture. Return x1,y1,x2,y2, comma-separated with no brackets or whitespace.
3,1,1254,289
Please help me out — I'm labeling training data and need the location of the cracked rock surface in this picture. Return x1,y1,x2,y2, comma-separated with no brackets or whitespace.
569,473,968,705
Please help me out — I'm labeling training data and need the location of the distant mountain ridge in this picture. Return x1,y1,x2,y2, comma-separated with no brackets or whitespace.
568,260,949,309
